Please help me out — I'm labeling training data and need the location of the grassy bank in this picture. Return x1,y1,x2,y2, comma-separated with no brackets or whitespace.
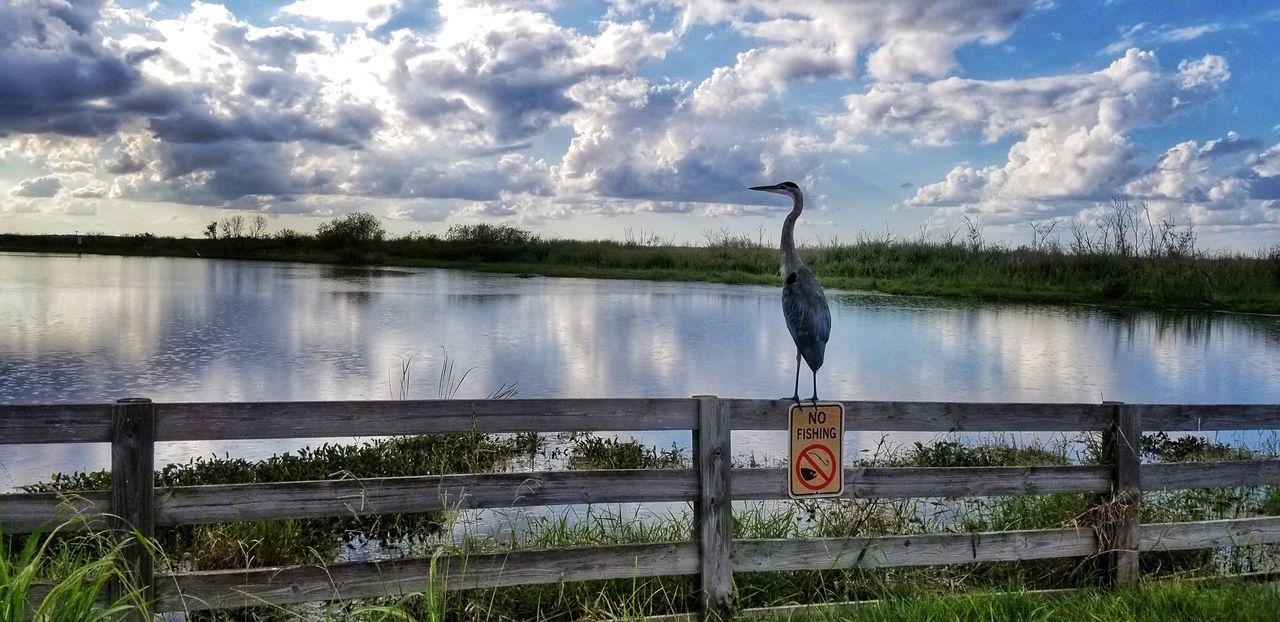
786,581,1280,622
7,521,1275,622
4,215,1278,313
10,427,1279,620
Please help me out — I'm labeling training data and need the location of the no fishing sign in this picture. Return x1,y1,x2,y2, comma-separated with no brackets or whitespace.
788,402,845,498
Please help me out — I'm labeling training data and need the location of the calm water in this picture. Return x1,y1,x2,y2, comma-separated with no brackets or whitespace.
3,252,1279,490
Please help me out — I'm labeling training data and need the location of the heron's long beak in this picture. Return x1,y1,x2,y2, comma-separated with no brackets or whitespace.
748,184,785,193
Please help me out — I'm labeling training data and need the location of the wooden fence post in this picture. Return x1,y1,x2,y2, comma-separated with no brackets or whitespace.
696,395,733,621
1106,402,1142,587
110,397,156,618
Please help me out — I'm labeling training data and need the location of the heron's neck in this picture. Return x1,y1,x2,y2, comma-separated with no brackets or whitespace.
779,197,804,276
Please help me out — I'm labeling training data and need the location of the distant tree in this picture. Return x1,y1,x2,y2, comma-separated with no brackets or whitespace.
219,214,246,239
316,211,385,249
249,214,268,239
204,221,218,239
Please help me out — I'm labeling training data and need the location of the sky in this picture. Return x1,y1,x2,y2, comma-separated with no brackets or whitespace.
1,0,1278,251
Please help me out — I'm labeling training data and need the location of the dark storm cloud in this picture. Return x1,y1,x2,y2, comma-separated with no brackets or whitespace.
0,0,383,207
560,80,807,206
354,158,505,202
592,144,770,205
1249,175,1280,200
141,19,381,149
389,11,668,149
396,55,584,146
210,22,324,72
105,150,145,175
427,71,581,144
0,0,171,137
0,1,672,213
143,140,300,205
147,100,379,147
243,66,317,104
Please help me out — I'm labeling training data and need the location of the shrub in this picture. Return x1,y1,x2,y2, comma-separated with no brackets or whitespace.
316,211,385,249
444,223,538,244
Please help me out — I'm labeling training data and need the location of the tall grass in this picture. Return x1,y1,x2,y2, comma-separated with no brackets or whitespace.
1,522,149,621
788,580,1280,622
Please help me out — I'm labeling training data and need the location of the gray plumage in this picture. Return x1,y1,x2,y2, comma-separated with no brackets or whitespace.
749,181,831,402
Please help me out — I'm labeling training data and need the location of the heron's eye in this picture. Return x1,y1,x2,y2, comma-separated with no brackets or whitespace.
786,272,797,284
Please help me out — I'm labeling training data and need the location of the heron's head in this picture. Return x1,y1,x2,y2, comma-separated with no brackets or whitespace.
748,181,801,198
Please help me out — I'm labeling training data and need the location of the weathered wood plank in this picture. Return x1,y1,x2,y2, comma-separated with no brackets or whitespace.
0,491,111,533
153,470,699,525
733,465,1111,500
733,528,1098,573
155,542,699,612
697,396,733,621
9,466,1108,531
13,460,1269,533
1140,517,1280,552
110,398,156,618
6,400,1275,444
1140,404,1280,431
0,403,113,444
1143,459,1280,490
727,400,1112,431
153,399,698,440
1110,404,1141,586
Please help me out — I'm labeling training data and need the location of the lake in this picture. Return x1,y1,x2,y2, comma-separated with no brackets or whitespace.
2,251,1279,491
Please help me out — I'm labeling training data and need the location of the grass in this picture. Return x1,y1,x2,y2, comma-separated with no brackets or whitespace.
555,432,687,470
4,221,1278,313
1,523,149,621
8,429,1279,620
21,432,534,572
777,580,1280,622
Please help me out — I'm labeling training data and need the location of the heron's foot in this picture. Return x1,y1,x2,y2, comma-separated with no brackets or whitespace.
809,394,820,405
785,393,801,405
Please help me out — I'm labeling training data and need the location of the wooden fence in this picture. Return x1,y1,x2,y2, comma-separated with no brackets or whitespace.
3,398,1280,621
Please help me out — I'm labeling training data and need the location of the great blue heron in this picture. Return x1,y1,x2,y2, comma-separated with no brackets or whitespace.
749,181,831,402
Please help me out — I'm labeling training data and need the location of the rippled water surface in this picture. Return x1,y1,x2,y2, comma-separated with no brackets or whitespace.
3,252,1279,489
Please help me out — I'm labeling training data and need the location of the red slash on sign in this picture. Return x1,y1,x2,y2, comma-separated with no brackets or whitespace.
795,443,837,491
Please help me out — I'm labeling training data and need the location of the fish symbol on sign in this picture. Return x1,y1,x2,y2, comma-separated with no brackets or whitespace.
800,447,833,482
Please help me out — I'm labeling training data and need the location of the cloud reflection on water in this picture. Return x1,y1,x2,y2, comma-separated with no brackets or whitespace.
2,253,1278,489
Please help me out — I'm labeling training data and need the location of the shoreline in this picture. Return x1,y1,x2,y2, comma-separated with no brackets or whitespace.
3,235,1278,315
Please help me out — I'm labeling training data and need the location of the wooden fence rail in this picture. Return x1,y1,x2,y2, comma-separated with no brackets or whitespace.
3,398,1279,620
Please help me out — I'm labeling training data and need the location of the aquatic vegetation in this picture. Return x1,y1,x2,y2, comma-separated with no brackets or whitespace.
10,428,1278,620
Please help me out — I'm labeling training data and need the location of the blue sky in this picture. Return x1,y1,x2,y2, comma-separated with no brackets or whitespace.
1,0,1277,251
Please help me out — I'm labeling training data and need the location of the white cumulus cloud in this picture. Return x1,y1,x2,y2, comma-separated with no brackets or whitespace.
1124,135,1280,227
828,49,1231,225
9,175,63,198
278,0,404,29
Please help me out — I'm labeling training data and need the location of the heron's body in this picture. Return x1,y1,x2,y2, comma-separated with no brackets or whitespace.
782,264,830,374
749,181,831,402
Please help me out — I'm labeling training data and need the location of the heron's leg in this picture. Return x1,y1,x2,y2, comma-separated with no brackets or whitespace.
810,370,819,403
791,352,802,403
